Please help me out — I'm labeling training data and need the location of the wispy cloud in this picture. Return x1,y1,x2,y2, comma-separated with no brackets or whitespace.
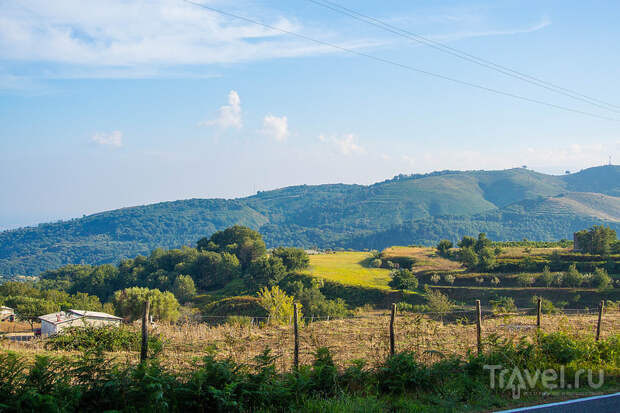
428,18,551,43
0,0,379,78
261,114,289,142
320,133,365,156
200,90,242,129
92,131,123,147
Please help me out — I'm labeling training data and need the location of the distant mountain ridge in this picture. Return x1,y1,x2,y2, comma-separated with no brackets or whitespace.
1,165,619,276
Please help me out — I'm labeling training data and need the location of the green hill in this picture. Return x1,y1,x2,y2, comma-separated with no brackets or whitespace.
1,165,619,276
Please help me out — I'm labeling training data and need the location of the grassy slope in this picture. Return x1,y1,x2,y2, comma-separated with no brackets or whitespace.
301,252,393,289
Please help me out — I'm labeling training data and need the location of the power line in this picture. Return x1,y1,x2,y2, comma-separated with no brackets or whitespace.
305,0,620,113
183,0,619,122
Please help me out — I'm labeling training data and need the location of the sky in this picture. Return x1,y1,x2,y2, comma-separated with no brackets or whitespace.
1,0,619,230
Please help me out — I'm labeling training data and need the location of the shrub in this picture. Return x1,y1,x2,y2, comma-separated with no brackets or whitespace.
257,285,300,325
436,240,453,257
424,286,454,315
490,277,500,286
563,264,583,287
378,352,430,394
370,258,382,268
45,326,163,354
516,273,536,287
489,296,516,313
539,332,586,364
430,274,440,284
443,274,455,285
531,296,557,314
388,269,418,290
540,265,554,287
591,268,612,290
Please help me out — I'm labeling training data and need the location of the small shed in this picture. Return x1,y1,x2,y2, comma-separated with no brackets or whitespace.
0,306,14,321
39,309,123,336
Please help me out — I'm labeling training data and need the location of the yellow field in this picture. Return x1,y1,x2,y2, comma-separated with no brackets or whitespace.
302,251,392,289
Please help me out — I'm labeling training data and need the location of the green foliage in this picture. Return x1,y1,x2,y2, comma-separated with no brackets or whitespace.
171,274,196,304
540,265,554,287
370,258,382,268
516,273,536,287
388,269,418,291
459,247,478,268
574,225,618,255
45,326,163,353
257,285,300,325
531,296,558,314
271,247,310,271
489,296,517,313
197,225,266,269
563,264,583,287
288,279,350,319
423,286,454,315
443,274,455,285
113,287,180,322
247,256,287,288
592,267,612,290
436,239,453,257
202,296,267,318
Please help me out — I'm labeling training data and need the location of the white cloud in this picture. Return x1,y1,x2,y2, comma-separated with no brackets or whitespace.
320,133,365,156
261,114,289,142
201,90,242,129
92,131,123,147
0,0,380,78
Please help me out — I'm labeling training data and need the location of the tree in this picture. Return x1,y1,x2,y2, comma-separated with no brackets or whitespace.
423,286,454,316
436,240,453,257
247,256,287,288
388,269,418,290
172,275,196,303
458,236,476,249
113,287,180,322
459,247,478,268
197,226,266,269
430,274,441,284
477,247,496,271
257,285,300,325
574,226,617,255
189,251,241,290
474,233,492,253
562,264,583,287
540,265,554,287
271,247,310,271
591,268,612,290
443,274,455,285
68,292,103,312
4,296,60,328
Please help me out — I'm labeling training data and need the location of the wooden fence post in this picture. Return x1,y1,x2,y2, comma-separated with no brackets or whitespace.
476,300,482,356
596,300,604,341
389,303,396,357
537,298,542,329
140,300,150,363
293,303,299,371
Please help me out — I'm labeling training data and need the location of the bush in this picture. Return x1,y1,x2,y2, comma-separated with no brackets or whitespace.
443,274,455,285
489,296,516,313
591,268,612,290
45,326,163,354
424,287,454,315
436,240,453,257
257,286,300,325
370,258,382,268
563,264,583,287
516,273,536,287
388,269,418,290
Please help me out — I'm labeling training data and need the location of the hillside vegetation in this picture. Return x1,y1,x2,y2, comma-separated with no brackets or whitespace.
1,165,619,276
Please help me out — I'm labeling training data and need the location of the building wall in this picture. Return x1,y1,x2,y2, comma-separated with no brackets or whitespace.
42,317,121,336
41,320,57,336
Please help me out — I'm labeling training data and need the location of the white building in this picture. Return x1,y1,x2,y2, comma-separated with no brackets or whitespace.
0,306,14,321
39,309,123,336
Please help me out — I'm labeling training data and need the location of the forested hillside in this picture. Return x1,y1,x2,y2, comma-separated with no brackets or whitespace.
1,165,619,276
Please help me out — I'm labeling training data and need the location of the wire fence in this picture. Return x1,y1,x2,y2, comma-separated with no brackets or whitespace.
149,302,618,372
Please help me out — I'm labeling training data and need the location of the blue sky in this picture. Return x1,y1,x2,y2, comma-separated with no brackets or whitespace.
1,0,619,230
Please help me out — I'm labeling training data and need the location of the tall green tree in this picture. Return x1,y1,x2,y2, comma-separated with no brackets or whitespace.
172,274,196,304
271,247,310,271
113,287,180,322
197,225,266,269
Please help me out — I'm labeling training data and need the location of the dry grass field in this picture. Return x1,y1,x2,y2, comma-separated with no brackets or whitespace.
382,246,465,273
3,310,617,373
